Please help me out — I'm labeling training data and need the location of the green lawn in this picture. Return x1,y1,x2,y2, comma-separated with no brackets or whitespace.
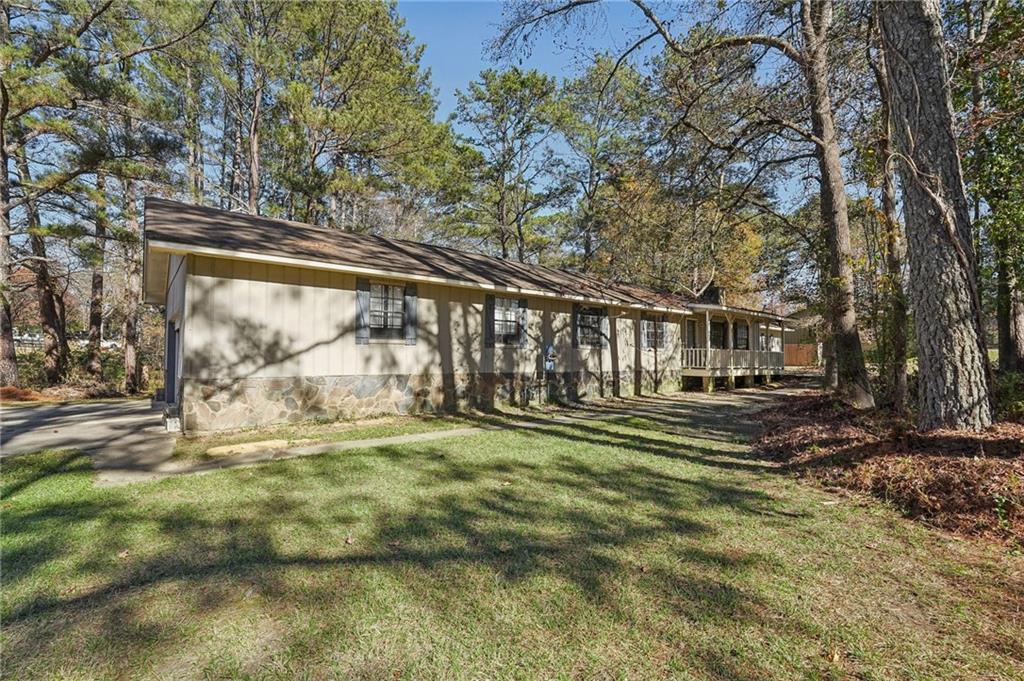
2,401,1021,680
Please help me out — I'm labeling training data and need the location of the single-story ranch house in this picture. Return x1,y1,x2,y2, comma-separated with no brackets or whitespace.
143,198,790,433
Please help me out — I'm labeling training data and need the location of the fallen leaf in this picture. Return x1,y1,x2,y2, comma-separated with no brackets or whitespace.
117,549,129,559
345,535,354,545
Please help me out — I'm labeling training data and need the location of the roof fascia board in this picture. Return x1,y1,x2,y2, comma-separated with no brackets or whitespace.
148,239,693,316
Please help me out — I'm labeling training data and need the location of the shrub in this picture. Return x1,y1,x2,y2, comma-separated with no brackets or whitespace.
994,371,1024,422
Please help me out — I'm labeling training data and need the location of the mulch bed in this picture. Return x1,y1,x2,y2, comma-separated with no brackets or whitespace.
755,394,1024,546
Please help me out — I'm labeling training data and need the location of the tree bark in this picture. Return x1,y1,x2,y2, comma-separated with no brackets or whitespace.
185,66,204,202
879,0,993,430
0,122,16,387
0,2,18,385
246,79,263,214
1012,286,1024,372
17,153,67,384
996,251,1024,372
801,0,874,409
122,177,143,394
86,173,107,379
870,22,909,411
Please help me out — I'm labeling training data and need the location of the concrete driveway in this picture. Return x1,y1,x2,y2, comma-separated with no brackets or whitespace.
1,400,173,470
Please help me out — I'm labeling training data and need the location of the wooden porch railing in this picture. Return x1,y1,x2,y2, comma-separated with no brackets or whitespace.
681,348,784,370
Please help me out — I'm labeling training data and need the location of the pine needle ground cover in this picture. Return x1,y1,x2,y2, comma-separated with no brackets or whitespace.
757,394,1024,547
3,400,1021,680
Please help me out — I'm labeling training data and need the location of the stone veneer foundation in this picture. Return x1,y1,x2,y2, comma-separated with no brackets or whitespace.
179,370,688,433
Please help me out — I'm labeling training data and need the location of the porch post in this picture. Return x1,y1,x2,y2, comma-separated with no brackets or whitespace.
704,310,711,359
704,310,713,393
725,314,736,390
751,318,759,370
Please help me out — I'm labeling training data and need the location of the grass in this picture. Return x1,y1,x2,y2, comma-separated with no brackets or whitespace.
2,396,1022,680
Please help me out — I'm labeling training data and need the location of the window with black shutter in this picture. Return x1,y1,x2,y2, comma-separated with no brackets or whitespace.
369,283,405,340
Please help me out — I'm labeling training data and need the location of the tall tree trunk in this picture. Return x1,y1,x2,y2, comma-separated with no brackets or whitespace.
0,214,15,386
0,3,17,386
1012,286,1024,372
879,0,993,431
185,66,204,202
17,153,67,384
996,248,1024,372
246,80,263,214
86,173,107,379
801,0,874,408
822,333,838,390
870,22,908,411
122,178,143,394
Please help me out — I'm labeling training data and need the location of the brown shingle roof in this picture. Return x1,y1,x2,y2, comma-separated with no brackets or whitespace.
144,197,698,312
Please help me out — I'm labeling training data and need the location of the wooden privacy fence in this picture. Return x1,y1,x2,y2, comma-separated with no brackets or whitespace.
784,343,819,366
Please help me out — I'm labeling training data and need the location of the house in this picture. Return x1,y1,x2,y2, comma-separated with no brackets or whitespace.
143,198,789,433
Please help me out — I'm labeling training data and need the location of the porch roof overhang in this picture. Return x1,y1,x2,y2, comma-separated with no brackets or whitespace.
687,302,792,327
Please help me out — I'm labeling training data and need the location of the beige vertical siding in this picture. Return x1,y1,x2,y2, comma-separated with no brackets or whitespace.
184,255,663,380
165,254,187,322
180,254,804,388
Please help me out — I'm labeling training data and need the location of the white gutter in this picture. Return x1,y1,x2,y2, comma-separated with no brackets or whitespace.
147,240,694,317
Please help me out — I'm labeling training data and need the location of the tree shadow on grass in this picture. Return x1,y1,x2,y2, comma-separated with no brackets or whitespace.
5,396,1018,679
1,432,818,680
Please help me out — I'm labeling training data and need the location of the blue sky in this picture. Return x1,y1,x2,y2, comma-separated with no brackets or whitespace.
397,0,663,122
396,1,813,209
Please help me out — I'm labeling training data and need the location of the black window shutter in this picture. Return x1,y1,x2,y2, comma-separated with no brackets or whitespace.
600,309,610,349
517,298,528,348
571,303,580,348
404,282,417,345
484,294,495,348
355,277,370,345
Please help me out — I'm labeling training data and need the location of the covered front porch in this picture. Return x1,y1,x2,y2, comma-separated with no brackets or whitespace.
679,304,788,390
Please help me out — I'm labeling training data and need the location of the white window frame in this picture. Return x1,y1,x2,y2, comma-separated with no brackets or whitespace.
642,317,666,350
369,283,405,340
493,296,520,345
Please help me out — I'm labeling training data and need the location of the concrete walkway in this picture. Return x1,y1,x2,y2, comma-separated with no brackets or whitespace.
1,400,174,467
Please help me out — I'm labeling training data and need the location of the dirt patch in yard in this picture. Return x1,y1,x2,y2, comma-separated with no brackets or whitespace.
755,394,1024,546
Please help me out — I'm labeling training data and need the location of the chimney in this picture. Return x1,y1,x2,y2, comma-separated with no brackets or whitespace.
699,284,724,305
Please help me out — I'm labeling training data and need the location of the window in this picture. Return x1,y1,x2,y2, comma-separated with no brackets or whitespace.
733,322,749,350
642,317,666,349
710,321,726,349
369,283,404,339
578,307,604,347
493,296,521,344
685,319,698,348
